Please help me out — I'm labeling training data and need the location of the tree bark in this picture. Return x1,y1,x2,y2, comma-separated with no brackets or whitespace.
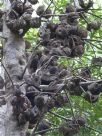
0,30,29,136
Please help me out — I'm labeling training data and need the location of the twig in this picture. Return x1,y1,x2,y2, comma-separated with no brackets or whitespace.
20,42,41,79
34,127,59,135
85,125,102,134
41,11,83,18
83,38,102,43
85,40,96,57
49,111,68,121
64,90,76,119
80,13,89,24
89,9,102,10
39,80,102,90
40,0,53,18
85,40,102,50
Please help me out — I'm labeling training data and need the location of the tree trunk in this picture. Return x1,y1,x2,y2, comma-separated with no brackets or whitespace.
0,30,29,135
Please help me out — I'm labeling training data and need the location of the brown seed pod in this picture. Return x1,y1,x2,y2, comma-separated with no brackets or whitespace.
87,21,101,31
55,26,68,38
88,83,101,95
67,13,79,26
14,85,22,97
61,47,72,56
36,5,45,16
28,0,38,5
59,16,68,23
84,93,99,103
71,44,84,57
65,4,75,13
47,22,58,31
25,6,33,14
11,0,23,14
18,113,27,125
54,95,67,107
79,0,93,10
37,120,51,135
34,95,46,109
80,67,91,79
8,9,19,20
72,117,86,127
48,39,63,48
23,3,33,13
18,17,27,29
28,106,40,125
77,27,88,38
49,66,58,75
22,12,31,23
6,19,16,30
59,121,79,136
39,28,51,43
11,96,17,106
26,85,40,106
30,17,41,28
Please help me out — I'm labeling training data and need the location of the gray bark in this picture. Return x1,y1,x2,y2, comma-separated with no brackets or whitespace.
0,24,29,136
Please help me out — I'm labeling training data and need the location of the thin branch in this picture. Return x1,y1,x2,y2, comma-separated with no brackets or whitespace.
39,80,102,90
20,42,41,79
41,11,83,18
48,111,68,121
40,0,53,19
34,127,59,135
85,40,102,50
85,40,96,57
85,125,102,134
87,11,102,20
80,13,89,24
83,38,102,43
89,9,102,10
64,89,76,119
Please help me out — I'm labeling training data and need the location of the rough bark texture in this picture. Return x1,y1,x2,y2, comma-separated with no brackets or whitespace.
0,30,29,135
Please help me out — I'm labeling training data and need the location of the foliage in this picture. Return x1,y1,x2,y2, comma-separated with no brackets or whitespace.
24,0,102,136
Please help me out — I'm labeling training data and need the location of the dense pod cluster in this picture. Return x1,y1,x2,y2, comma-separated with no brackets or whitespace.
39,4,88,57
6,0,41,36
11,85,31,124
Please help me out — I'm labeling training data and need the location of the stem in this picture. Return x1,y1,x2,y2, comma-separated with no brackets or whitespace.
49,111,68,120
87,12,102,20
34,127,59,135
20,43,41,79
